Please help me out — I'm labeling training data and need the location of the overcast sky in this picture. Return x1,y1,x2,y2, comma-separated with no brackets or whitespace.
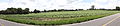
0,0,120,11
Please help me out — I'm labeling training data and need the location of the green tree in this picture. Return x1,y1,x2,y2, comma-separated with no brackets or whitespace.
24,8,29,14
44,9,47,12
89,5,95,10
17,8,23,14
33,9,40,13
6,7,17,14
116,6,120,10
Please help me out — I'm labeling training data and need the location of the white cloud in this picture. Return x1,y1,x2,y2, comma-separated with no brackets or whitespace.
0,2,9,10
90,0,118,9
0,0,120,11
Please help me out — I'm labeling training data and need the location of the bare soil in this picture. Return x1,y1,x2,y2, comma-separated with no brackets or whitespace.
22,17,73,21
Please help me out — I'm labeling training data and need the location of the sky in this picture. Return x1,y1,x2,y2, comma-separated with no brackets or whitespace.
0,0,120,11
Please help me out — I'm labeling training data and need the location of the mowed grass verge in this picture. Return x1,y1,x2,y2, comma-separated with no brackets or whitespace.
0,10,120,25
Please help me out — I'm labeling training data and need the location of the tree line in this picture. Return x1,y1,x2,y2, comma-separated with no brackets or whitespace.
32,9,83,13
0,7,29,14
0,6,120,14
87,5,120,10
0,7,83,14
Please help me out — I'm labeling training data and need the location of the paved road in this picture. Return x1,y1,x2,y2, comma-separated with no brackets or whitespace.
106,16,120,26
0,19,34,26
61,13,120,26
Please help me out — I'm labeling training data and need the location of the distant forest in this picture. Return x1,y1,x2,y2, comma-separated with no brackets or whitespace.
0,5,120,14
0,7,83,14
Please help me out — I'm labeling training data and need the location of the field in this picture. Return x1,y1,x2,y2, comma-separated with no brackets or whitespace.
0,10,120,25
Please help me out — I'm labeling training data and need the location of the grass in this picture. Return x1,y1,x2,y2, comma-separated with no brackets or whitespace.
0,10,120,25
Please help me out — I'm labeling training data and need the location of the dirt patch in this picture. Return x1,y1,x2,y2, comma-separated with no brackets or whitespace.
22,17,73,21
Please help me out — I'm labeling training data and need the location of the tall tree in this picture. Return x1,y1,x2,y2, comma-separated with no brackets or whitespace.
44,9,47,12
91,5,95,9
116,6,120,10
12,7,17,14
17,8,23,14
24,8,29,14
6,7,17,14
89,5,95,10
33,9,40,13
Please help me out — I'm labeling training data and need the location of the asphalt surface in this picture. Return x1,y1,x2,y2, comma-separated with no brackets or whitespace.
107,16,120,26
0,19,34,26
61,13,120,26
